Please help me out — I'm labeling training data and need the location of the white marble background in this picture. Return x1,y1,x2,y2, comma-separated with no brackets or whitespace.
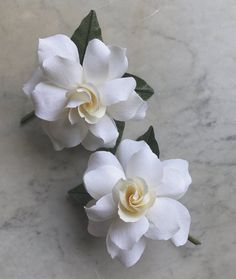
0,0,236,278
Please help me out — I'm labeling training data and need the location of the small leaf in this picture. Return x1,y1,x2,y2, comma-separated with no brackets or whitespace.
124,73,154,101
68,183,92,206
71,10,102,64
137,126,160,157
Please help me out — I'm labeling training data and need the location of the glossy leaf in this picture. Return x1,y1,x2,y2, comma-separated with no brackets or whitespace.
68,183,92,206
137,126,160,157
124,73,154,101
71,10,102,64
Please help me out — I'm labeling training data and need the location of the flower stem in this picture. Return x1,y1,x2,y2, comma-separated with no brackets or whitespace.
20,110,35,125
188,235,201,245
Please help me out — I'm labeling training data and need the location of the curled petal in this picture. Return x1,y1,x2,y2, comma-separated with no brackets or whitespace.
40,113,88,150
85,193,117,222
145,198,181,240
88,115,118,146
158,159,192,199
86,151,124,173
107,45,128,80
171,201,191,246
38,34,79,64
106,235,146,268
32,82,67,121
108,90,147,121
98,77,136,106
83,165,125,200
108,217,149,250
83,39,110,85
116,139,150,171
126,147,163,189
42,56,82,89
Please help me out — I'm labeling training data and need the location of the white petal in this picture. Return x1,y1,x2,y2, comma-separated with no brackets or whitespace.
40,113,88,150
89,115,118,145
106,235,146,268
85,193,117,221
107,45,128,80
98,77,136,106
83,166,125,200
23,67,43,96
171,201,191,246
32,82,67,121
108,90,147,121
126,147,163,189
38,34,79,63
88,219,112,237
42,56,82,89
116,139,151,171
108,216,149,250
145,198,180,240
158,159,192,199
81,130,105,151
83,39,110,85
86,151,124,173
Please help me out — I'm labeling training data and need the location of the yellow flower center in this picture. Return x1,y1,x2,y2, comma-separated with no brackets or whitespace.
66,84,106,124
114,177,155,222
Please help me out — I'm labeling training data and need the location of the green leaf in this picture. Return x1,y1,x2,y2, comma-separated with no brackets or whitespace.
71,10,102,64
68,183,92,206
124,73,154,101
137,126,160,157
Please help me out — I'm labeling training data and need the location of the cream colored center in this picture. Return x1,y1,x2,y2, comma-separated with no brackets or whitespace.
114,177,155,222
66,84,106,124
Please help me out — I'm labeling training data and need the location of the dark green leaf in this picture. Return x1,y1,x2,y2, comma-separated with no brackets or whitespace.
71,10,102,64
68,183,92,206
137,126,160,157
124,73,154,101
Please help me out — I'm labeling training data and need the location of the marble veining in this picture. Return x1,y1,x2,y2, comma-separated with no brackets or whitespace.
0,0,236,278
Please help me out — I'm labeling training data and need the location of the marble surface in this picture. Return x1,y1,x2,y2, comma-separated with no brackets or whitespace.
0,0,236,278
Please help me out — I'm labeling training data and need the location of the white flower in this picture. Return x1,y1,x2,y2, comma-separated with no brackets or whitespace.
23,34,147,151
83,139,192,267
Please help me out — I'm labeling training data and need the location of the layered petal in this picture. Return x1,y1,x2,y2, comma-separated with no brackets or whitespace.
42,56,83,89
83,165,125,200
108,217,149,250
85,151,124,173
116,139,150,171
23,67,43,96
38,34,79,63
81,131,106,151
40,113,88,150
145,198,180,240
107,45,128,80
88,115,119,146
108,90,147,121
171,200,191,246
88,219,112,237
126,147,163,189
106,235,146,268
98,77,136,106
157,159,192,199
85,193,117,222
32,82,67,121
83,39,110,85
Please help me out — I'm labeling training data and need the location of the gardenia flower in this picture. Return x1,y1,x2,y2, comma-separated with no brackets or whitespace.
23,34,147,150
83,139,192,267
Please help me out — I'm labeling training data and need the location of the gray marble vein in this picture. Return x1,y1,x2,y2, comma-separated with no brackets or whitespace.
0,0,236,278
